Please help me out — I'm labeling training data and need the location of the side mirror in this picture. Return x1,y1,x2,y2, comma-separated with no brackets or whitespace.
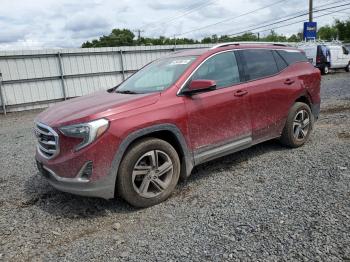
182,79,217,95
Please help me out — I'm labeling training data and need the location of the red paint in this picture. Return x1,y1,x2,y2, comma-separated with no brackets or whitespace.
188,79,216,90
35,44,321,181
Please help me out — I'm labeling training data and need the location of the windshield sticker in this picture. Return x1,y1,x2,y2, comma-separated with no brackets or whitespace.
169,59,192,65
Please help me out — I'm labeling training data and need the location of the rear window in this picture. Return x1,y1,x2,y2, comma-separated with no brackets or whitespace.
277,50,308,65
239,49,278,81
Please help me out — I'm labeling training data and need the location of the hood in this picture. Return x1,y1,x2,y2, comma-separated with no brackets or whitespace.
35,90,160,126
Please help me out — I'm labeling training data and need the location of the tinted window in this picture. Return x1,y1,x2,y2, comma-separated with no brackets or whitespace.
316,45,331,63
239,49,278,80
192,52,240,88
273,51,288,71
342,46,349,55
277,50,308,65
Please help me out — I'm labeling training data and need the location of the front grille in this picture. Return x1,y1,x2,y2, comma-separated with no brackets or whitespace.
34,122,59,159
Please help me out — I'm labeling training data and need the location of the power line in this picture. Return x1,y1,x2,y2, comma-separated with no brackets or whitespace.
175,0,288,37
253,8,349,35
214,0,349,37
225,2,350,37
175,0,350,38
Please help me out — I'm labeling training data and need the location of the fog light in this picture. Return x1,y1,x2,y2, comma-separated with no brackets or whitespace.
80,161,93,180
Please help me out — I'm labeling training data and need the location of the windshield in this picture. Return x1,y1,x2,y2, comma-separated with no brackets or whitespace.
116,56,197,94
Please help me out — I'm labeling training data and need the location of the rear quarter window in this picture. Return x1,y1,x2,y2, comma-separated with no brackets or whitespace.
277,50,308,65
272,51,288,71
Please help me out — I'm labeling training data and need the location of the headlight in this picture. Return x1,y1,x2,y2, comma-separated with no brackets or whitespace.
59,119,109,151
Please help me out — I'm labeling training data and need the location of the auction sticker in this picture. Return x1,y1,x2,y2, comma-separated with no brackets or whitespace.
169,59,192,65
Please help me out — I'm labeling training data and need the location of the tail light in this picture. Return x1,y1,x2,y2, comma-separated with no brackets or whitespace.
316,55,321,63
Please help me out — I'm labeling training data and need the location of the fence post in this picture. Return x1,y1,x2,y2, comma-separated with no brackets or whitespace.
57,52,67,100
0,72,6,115
119,50,125,80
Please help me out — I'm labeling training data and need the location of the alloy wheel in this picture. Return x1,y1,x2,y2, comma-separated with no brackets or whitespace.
132,150,174,198
292,109,310,141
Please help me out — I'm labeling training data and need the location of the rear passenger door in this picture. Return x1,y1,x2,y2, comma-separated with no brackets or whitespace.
183,51,252,163
237,49,299,143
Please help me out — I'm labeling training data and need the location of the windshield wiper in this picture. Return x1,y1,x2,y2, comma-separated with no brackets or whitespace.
116,90,139,94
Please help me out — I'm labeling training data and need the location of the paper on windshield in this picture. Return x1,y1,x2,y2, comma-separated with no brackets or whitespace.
169,59,192,65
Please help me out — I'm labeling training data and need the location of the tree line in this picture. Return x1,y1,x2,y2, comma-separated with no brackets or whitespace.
81,18,350,48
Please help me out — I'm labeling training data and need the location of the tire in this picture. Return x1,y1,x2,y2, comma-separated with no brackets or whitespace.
345,63,350,72
280,102,314,148
117,138,180,208
322,64,329,75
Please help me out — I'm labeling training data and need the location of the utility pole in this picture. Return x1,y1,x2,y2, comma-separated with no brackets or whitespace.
309,0,313,22
133,29,145,42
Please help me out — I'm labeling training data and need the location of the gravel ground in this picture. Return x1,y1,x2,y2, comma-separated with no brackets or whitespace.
1,72,350,261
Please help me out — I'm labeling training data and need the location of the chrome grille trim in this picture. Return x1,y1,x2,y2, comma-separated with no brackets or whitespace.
34,122,60,159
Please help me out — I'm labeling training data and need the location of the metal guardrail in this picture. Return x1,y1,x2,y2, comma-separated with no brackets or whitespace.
0,44,213,114
0,72,6,115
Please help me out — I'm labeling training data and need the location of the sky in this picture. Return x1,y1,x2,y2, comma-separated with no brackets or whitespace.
0,0,348,50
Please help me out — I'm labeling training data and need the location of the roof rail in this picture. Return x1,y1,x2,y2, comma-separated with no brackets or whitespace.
211,42,289,49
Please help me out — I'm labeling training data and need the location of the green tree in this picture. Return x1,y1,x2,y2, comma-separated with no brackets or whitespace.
334,18,350,42
287,34,300,42
317,25,338,41
82,28,135,47
317,17,350,42
264,30,287,42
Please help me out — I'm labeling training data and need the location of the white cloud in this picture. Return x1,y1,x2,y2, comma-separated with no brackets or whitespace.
0,0,346,50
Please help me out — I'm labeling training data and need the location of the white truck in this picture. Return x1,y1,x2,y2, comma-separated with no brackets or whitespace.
297,42,350,74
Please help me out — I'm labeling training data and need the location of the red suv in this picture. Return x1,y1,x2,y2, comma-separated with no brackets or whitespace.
34,43,321,207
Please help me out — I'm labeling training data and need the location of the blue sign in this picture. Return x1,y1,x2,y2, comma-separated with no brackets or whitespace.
303,22,317,40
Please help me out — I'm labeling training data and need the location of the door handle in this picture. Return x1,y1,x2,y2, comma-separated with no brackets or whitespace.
234,90,248,97
284,79,295,85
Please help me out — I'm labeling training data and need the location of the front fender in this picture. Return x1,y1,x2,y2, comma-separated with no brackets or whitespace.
107,123,194,196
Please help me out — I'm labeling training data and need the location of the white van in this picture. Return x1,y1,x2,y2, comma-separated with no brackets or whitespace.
297,42,350,74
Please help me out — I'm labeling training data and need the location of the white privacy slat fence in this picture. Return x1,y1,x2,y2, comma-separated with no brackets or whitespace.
0,44,213,114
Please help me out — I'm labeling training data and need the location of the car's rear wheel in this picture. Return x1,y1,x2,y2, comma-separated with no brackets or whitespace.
322,64,329,75
117,138,180,208
280,102,314,148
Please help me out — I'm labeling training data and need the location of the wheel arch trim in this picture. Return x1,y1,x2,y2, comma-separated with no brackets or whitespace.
108,124,194,196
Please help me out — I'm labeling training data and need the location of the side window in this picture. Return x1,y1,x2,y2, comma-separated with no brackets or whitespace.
272,51,288,71
192,52,240,88
277,50,308,65
239,49,278,81
342,46,349,55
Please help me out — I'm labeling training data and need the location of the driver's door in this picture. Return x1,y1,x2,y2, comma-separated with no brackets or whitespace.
183,51,252,164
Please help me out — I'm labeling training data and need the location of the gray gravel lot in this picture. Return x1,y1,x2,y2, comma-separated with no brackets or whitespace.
1,72,350,261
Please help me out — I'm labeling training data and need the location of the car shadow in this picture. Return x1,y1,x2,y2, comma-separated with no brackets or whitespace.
23,139,289,218
182,139,289,184
22,175,136,219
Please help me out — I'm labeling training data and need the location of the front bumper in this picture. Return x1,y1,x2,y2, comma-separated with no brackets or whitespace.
36,160,115,199
34,126,121,199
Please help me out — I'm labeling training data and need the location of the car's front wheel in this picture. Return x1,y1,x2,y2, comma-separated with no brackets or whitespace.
345,63,350,72
280,102,314,148
117,138,180,208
